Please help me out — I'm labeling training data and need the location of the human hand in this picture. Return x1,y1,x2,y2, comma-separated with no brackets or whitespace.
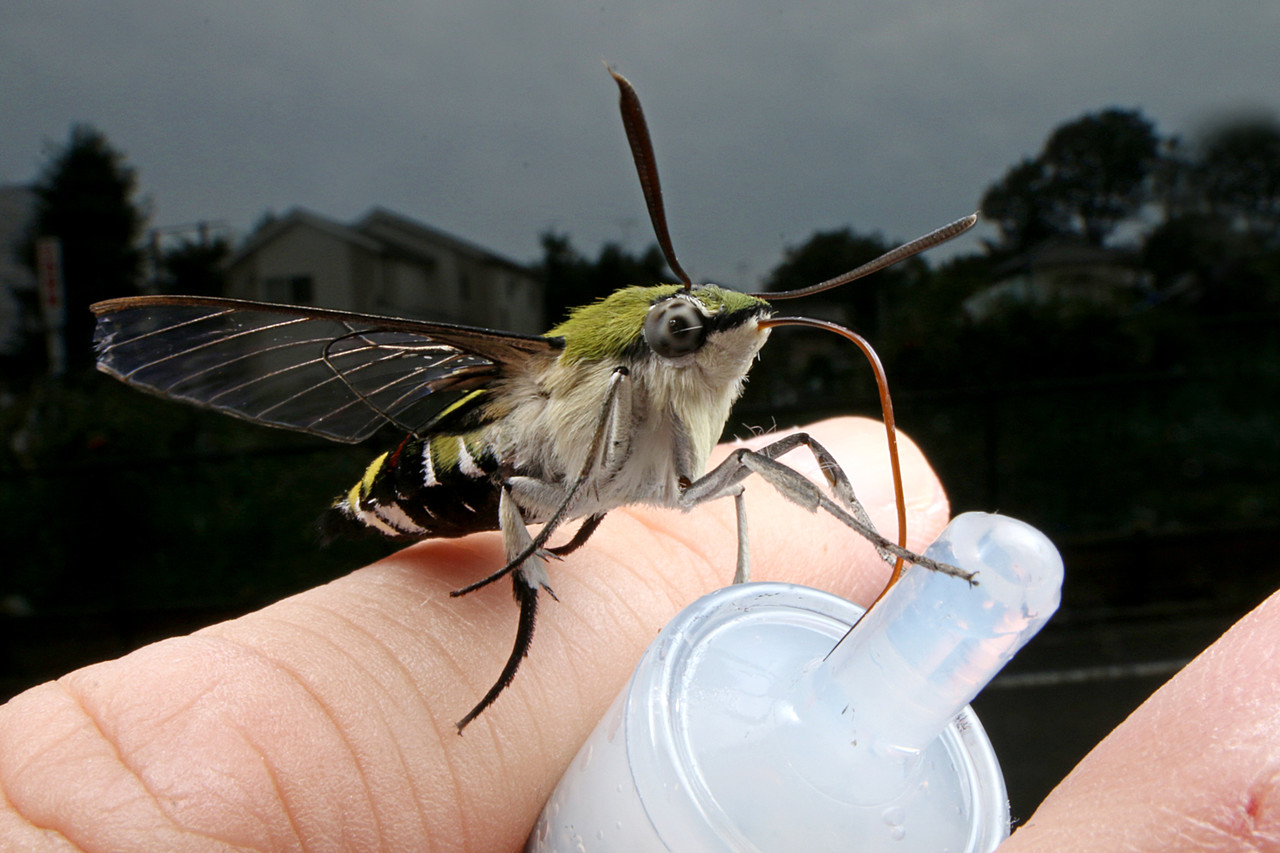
996,586,1280,851
0,416,948,851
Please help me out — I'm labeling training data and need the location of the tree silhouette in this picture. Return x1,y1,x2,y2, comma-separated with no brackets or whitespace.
1193,117,1280,240
983,108,1161,249
21,125,146,369
980,158,1064,252
1040,108,1161,244
158,237,230,296
1144,116,1280,311
535,231,670,326
760,227,923,337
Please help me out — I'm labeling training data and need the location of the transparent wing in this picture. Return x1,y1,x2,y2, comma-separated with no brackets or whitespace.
92,296,562,444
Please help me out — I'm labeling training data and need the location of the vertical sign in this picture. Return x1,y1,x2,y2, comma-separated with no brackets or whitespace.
35,236,66,375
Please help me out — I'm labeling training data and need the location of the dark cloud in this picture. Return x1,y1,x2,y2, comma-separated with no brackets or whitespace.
4,1,1278,288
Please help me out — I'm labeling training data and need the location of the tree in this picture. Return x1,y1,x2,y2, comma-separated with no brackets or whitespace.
760,227,925,337
1193,117,1280,240
157,237,230,296
536,231,670,325
979,158,1064,252
21,125,146,369
1040,108,1161,244
1142,117,1280,312
734,227,935,411
982,108,1162,249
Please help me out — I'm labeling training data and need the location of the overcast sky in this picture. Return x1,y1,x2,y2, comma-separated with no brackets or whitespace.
4,1,1278,291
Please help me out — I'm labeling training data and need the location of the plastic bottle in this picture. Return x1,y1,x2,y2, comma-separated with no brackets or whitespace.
527,511,1063,852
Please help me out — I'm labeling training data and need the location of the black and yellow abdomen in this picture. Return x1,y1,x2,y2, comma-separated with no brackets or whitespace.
322,429,504,542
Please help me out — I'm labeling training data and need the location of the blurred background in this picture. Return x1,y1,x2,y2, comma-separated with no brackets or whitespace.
2,1,1278,824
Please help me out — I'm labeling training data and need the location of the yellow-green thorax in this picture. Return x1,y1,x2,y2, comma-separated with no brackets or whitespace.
484,283,773,512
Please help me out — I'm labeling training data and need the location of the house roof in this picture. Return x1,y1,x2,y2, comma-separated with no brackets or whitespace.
353,207,531,274
226,208,382,269
226,205,533,276
992,238,1138,279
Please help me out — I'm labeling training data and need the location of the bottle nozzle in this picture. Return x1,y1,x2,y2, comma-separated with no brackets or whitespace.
781,511,1064,803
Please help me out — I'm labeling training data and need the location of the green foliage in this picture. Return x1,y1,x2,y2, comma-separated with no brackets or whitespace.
1143,117,1280,313
739,104,1279,568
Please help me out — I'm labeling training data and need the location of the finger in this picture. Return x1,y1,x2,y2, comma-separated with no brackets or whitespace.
0,416,948,852
998,588,1280,852
709,415,951,602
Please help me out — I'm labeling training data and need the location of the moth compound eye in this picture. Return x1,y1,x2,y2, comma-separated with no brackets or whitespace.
644,298,708,359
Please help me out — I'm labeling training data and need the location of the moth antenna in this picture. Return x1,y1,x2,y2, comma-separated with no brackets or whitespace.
608,66,693,291
752,213,978,300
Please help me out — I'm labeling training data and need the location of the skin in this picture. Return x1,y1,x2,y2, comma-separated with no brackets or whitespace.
997,588,1280,851
2,416,1276,851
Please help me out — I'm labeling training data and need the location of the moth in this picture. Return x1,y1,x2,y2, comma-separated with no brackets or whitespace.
91,69,976,731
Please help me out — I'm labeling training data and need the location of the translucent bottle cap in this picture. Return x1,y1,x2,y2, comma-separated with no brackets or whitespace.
528,512,1064,852
783,511,1064,803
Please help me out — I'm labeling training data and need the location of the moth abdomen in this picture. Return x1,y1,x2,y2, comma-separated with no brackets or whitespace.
324,431,504,543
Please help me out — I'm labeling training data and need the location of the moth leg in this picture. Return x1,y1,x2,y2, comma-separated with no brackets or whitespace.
731,487,749,584
453,573,538,732
451,367,632,598
690,434,863,583
757,433,891,564
682,433,975,583
683,433,861,583
742,450,972,581
499,482,552,593
451,367,626,730
454,483,550,732
548,512,607,557
686,433,886,556
452,516,607,732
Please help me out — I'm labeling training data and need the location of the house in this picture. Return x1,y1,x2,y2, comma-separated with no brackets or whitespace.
963,239,1152,321
225,207,544,334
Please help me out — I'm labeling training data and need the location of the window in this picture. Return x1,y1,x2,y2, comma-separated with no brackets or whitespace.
263,274,314,304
